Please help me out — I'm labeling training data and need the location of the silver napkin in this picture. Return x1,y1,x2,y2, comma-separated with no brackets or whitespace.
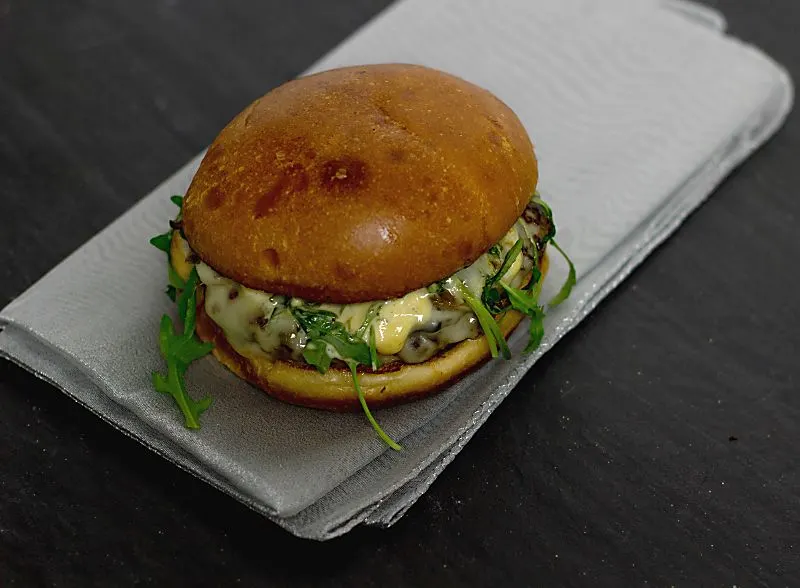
0,0,792,540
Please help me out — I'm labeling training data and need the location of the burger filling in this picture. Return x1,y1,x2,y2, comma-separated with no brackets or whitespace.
176,197,555,368
153,192,574,448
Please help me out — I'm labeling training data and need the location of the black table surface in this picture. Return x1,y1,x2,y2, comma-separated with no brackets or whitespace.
2,1,798,585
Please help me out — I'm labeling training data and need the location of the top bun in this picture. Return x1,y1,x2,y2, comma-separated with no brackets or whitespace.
182,63,537,303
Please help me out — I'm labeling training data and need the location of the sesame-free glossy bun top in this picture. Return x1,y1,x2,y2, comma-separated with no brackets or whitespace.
181,63,537,303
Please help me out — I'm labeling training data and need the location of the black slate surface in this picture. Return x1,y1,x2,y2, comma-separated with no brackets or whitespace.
1,1,798,585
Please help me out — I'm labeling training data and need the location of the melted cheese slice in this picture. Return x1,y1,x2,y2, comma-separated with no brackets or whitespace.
375,290,434,355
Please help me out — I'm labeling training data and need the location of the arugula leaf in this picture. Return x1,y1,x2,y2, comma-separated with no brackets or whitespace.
150,232,172,253
356,303,382,338
426,282,445,294
295,310,371,366
303,340,332,374
348,362,402,451
293,307,372,365
356,304,383,370
368,326,380,370
528,197,557,245
151,196,184,253
525,247,544,302
454,279,510,360
152,363,212,429
547,239,576,308
152,267,214,429
493,196,570,352
500,282,545,353
293,306,400,450
151,196,188,301
496,197,575,352
482,287,502,314
490,239,523,288
528,266,542,295
533,196,552,219
293,307,337,329
482,238,523,312
526,308,545,352
150,196,215,428
177,268,199,331
522,233,541,287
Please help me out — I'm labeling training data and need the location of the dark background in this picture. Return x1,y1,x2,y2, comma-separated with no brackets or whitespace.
1,1,798,585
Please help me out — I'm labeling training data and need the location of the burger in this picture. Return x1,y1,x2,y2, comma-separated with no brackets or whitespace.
150,63,574,449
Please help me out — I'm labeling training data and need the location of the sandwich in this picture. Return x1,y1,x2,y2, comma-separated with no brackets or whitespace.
149,63,574,449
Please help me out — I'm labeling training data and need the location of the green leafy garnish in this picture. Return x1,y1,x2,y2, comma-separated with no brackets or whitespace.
150,232,172,253
302,340,332,374
490,197,575,352
150,195,185,253
482,238,523,312
427,282,443,294
533,194,550,213
500,282,545,353
357,304,383,370
453,279,511,360
488,239,523,289
368,326,380,370
455,195,575,356
527,308,545,352
356,303,383,338
547,239,576,307
150,196,214,428
152,267,214,429
292,306,401,450
349,362,401,451
532,196,556,242
293,307,371,366
151,195,188,301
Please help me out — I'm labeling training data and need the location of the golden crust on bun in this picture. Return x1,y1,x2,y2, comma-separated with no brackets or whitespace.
181,63,537,304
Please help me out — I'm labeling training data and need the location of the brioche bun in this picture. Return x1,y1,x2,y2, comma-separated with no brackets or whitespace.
181,63,537,303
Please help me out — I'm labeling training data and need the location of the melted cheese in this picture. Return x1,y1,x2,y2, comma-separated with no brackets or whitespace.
455,225,523,295
201,268,281,360
375,290,434,355
319,301,371,334
498,228,523,285
187,219,533,364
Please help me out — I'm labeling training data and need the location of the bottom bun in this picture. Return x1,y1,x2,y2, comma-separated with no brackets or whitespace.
195,302,525,412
